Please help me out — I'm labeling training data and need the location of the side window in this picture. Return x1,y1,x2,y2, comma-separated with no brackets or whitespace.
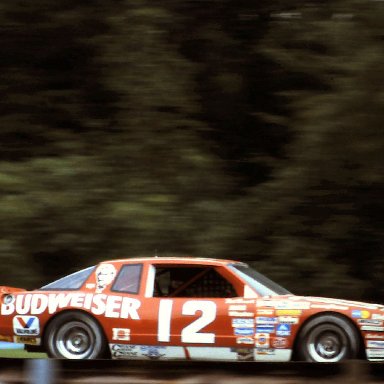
154,266,237,298
112,264,142,294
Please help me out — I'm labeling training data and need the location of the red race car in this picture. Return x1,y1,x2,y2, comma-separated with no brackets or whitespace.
1,257,383,361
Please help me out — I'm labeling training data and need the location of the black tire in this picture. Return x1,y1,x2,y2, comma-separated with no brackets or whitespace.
297,314,360,362
44,311,107,359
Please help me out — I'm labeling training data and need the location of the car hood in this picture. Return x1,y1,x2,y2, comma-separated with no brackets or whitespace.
258,294,384,311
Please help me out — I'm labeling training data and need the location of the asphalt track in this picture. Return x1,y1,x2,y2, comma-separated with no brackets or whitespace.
0,359,384,383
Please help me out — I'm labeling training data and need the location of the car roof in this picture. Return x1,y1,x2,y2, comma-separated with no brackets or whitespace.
101,256,240,266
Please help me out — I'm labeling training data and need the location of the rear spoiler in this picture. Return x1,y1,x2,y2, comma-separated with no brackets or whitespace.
0,286,26,294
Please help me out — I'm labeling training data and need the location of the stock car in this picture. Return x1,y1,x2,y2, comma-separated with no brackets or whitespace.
1,257,384,362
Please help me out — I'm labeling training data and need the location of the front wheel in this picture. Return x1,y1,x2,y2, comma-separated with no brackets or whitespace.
297,314,360,362
44,312,107,359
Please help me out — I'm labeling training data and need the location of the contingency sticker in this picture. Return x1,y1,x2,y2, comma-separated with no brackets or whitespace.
276,324,291,336
232,318,254,328
13,316,40,336
13,336,40,345
110,345,185,360
112,328,131,341
255,333,270,348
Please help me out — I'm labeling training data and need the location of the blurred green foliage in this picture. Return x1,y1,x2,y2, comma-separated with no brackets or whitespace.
0,0,383,301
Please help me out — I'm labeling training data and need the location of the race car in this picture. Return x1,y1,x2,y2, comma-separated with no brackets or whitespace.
1,257,384,361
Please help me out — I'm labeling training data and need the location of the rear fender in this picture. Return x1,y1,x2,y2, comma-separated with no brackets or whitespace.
0,286,26,305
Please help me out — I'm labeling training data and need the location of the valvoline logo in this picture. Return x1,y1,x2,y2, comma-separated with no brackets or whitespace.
12,316,40,336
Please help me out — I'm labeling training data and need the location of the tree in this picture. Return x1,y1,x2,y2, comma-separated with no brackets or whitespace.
238,0,384,300
0,0,236,287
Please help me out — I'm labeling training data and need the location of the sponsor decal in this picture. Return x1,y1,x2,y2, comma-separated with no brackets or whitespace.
255,349,292,361
228,311,253,317
274,302,310,310
367,349,384,358
111,344,138,359
361,326,384,332
367,340,384,349
228,305,247,311
234,328,254,336
225,297,255,304
255,333,270,348
232,318,254,328
256,300,275,307
256,325,275,334
236,337,254,345
13,316,39,336
275,310,302,316
352,310,370,319
226,298,255,304
112,328,130,341
13,336,40,345
278,316,299,324
256,309,274,316
276,324,291,336
255,348,275,355
366,333,384,339
95,263,116,293
272,337,288,348
1,293,141,319
372,314,384,321
256,317,278,325
231,348,254,361
310,304,349,310
358,319,383,326
140,346,166,360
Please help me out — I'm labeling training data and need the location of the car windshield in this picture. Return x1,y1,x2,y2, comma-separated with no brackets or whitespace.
40,266,95,290
228,263,291,296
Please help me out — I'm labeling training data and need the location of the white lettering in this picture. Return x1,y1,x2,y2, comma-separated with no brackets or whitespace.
48,293,71,313
105,296,122,318
91,294,107,315
120,298,141,319
70,294,85,308
16,294,31,315
84,294,93,310
1,302,15,315
30,295,48,315
0,293,142,320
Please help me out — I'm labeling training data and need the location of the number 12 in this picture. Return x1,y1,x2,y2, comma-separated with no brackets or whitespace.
158,300,216,344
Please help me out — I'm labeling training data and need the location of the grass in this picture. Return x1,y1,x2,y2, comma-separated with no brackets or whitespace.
0,349,47,359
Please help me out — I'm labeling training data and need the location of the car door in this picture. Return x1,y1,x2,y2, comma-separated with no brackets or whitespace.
133,263,255,360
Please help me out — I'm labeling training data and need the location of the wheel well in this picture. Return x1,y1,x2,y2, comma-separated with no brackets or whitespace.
42,309,111,358
291,311,366,361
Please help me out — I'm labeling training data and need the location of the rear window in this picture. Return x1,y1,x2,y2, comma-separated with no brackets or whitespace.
40,266,95,290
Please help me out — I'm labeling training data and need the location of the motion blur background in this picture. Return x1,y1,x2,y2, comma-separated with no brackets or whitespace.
0,0,383,301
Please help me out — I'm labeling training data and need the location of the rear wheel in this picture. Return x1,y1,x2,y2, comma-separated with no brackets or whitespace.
297,314,360,362
45,312,107,359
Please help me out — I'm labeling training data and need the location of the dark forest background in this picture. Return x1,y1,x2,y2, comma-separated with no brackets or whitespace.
0,0,383,301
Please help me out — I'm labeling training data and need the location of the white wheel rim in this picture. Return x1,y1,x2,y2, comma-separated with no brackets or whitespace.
55,321,95,359
307,324,348,362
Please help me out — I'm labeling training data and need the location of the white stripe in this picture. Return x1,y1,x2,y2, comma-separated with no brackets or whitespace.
158,300,173,342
